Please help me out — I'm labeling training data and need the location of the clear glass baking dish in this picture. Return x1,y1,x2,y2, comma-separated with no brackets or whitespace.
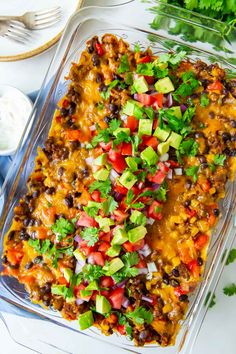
0,1,236,353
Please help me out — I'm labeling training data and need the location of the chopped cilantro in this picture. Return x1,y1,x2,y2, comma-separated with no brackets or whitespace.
117,54,130,74
226,249,236,265
100,80,119,100
156,185,167,201
209,163,216,173
97,102,104,110
83,264,105,282
136,63,153,76
144,106,155,120
213,154,226,166
83,202,101,218
178,138,199,156
91,129,111,147
204,291,216,308
113,131,131,147
112,251,139,283
125,189,135,207
121,252,139,267
125,72,133,85
185,165,199,183
174,71,199,101
153,66,169,79
51,285,68,298
157,51,186,67
28,239,41,253
89,179,112,198
200,93,210,107
131,135,141,154
80,227,99,246
41,239,51,254
134,43,140,53
102,196,118,216
223,283,236,296
182,106,196,123
132,202,145,209
126,306,153,325
51,218,75,239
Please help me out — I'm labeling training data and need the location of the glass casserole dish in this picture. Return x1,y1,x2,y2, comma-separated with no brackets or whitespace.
0,1,236,353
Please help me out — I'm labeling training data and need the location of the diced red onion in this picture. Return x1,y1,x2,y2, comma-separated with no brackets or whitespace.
180,104,187,112
87,254,95,265
139,243,152,257
147,262,157,273
122,297,130,308
146,217,155,225
74,234,82,243
167,169,173,179
75,260,85,274
89,124,96,131
167,93,173,107
76,298,85,305
141,295,153,303
159,153,169,162
152,183,160,191
174,168,183,176
138,268,148,275
134,93,139,100
85,157,94,166
112,279,127,289
121,114,127,122
110,169,119,182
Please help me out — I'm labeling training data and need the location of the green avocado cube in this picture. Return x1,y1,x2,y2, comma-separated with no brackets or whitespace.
157,141,170,155
94,153,107,166
63,268,73,283
106,257,124,275
125,157,138,171
138,119,153,136
119,170,137,189
113,127,130,137
96,295,111,314
123,100,137,116
153,126,170,141
106,245,121,257
133,76,149,93
95,216,114,232
140,146,158,166
130,210,147,226
154,77,175,93
93,168,109,181
167,131,182,149
85,280,99,291
112,228,128,245
128,225,147,243
78,310,94,330
169,106,182,119
73,249,86,262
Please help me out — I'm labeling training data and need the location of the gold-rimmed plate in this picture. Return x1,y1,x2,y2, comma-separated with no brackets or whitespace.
0,0,83,62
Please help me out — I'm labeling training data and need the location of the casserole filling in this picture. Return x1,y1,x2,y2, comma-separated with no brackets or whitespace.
2,34,236,346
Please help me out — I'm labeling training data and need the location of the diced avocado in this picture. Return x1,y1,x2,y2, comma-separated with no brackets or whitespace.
106,257,124,275
153,61,168,70
113,127,130,137
93,168,109,181
119,170,137,189
157,141,170,155
112,228,128,245
140,146,158,166
153,126,170,141
95,216,114,232
86,200,102,209
138,119,153,136
106,245,121,257
94,153,107,166
73,249,86,262
85,280,99,291
80,289,93,298
167,131,182,149
123,100,137,116
96,295,111,314
133,76,149,93
154,77,175,94
125,157,138,171
78,310,94,330
130,210,147,226
169,106,182,119
51,285,68,297
128,225,147,243
63,268,73,283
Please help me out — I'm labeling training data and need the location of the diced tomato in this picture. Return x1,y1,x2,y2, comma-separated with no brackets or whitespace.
145,136,158,149
100,141,112,151
174,286,188,297
7,249,23,265
135,93,155,106
152,93,164,108
194,234,208,250
207,80,223,92
91,190,101,202
101,290,110,297
99,232,111,243
108,149,119,162
58,276,68,286
113,184,128,195
158,162,170,173
65,130,83,141
144,75,155,84
79,240,95,256
116,325,126,335
123,239,145,252
168,160,179,168
149,170,166,184
100,276,114,288
136,259,146,269
109,288,125,309
95,42,104,56
208,213,216,226
185,208,197,218
137,55,151,63
138,187,152,203
148,201,163,220
98,241,111,253
108,150,127,173
153,119,158,130
187,260,200,278
90,252,105,266
74,284,91,301
113,209,128,223
76,212,97,227
91,290,98,302
126,116,139,132
121,142,133,156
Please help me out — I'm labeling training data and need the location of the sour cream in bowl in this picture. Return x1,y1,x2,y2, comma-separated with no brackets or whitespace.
0,85,33,156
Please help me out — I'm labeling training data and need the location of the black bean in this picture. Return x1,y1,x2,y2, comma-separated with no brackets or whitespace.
60,107,68,117
200,162,208,169
30,231,37,240
170,279,179,288
43,298,51,307
185,179,192,189
58,166,65,176
69,140,81,151
104,116,111,124
96,73,103,83
197,257,203,266
179,294,189,302
112,73,121,81
9,263,19,269
184,200,191,208
87,44,94,54
213,208,220,216
33,256,43,264
82,168,89,177
209,111,215,119
139,330,149,341
162,273,169,285
34,219,42,227
98,83,107,92
172,268,180,277
231,135,236,142
23,218,30,227
24,195,32,204
229,149,236,157
109,103,118,113
195,132,205,138
199,156,207,163
222,132,231,142
28,205,35,213
68,102,76,116
45,187,55,195
20,230,30,241
230,120,236,128
74,191,82,198
2,255,8,264
8,231,15,241
25,262,33,270
92,54,100,67
40,283,51,295
32,190,40,198
64,195,73,208
223,148,230,155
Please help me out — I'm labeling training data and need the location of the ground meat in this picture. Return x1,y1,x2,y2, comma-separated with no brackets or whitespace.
43,137,69,161
177,263,190,280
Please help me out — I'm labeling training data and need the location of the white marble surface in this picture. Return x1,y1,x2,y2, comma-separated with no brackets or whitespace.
0,1,236,353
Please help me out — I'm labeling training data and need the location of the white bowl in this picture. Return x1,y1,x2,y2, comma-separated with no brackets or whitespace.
0,85,33,156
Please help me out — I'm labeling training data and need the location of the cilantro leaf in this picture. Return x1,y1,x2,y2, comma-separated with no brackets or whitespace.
204,291,216,308
51,285,68,298
113,131,131,147
153,66,169,79
126,307,154,325
89,179,112,198
121,252,139,267
83,264,105,282
223,283,236,296
185,165,199,182
182,106,196,123
80,227,99,246
132,202,145,209
213,154,226,166
28,239,41,253
83,202,101,218
91,129,111,147
174,71,199,101
117,54,130,74
125,189,135,207
100,80,119,100
102,196,118,216
41,239,51,254
134,43,140,53
51,218,75,239
156,185,167,201
125,72,133,85
136,63,154,76
226,249,236,265
109,119,121,132
200,93,210,107
112,267,139,283
178,138,199,156
131,135,141,154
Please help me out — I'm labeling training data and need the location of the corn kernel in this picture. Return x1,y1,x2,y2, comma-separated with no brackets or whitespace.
172,257,181,267
209,187,216,195
164,265,172,273
163,303,173,313
191,226,199,237
146,281,152,290
198,220,208,232
190,217,197,224
170,231,179,239
191,200,199,208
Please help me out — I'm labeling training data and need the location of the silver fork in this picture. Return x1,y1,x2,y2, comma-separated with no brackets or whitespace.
0,21,31,44
0,6,61,30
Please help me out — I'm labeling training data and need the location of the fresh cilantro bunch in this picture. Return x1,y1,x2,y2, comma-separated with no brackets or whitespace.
51,217,75,239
